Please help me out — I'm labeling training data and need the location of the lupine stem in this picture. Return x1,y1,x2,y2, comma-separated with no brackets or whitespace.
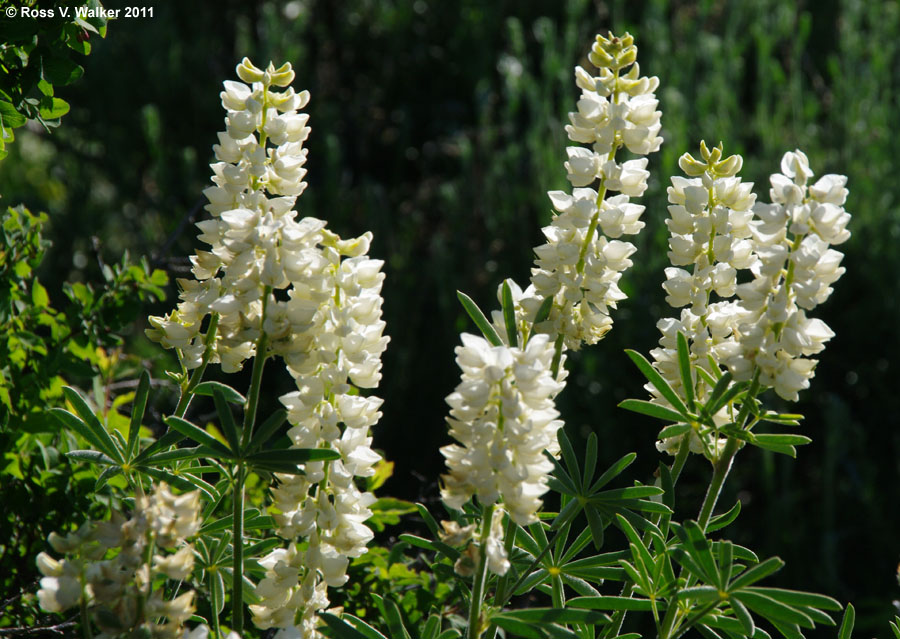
604,435,692,639
174,312,219,418
232,288,271,634
231,463,246,635
467,504,495,639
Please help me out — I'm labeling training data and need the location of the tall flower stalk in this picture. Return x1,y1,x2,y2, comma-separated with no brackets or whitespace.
148,58,388,637
440,31,662,639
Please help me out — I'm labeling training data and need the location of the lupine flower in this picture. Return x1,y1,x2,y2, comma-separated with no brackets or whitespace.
156,58,389,639
37,483,203,639
650,144,850,455
440,333,564,527
528,32,661,349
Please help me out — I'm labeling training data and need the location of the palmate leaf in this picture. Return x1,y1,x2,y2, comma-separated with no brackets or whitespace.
619,399,687,423
707,500,742,533
568,595,659,611
676,332,696,411
212,387,241,455
246,409,288,454
371,594,411,639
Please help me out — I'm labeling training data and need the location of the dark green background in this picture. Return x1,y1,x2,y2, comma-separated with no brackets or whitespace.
3,0,898,634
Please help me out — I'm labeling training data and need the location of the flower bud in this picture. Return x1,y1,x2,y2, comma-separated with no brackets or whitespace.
236,57,265,83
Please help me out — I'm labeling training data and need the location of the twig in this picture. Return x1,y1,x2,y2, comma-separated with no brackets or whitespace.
0,621,78,637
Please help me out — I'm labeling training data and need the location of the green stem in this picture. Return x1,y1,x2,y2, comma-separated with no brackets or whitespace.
209,572,223,639
604,435,692,639
231,287,271,634
241,288,271,448
549,334,566,379
467,504,495,639
231,464,245,635
696,437,739,531
174,313,220,418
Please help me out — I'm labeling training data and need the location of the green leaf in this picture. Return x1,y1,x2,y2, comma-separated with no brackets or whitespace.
212,388,241,455
593,486,664,501
398,533,460,560
673,521,720,587
138,466,206,496
733,591,814,628
752,433,811,456
704,372,736,415
731,596,756,637
501,279,518,348
371,594,411,639
246,409,287,454
748,588,841,611
619,399,687,423
139,446,209,465
62,386,124,462
50,408,112,462
624,350,690,417
163,416,234,459
457,291,502,346
495,607,611,625
0,100,26,128
343,614,390,639
95,466,122,491
838,603,855,639
582,432,599,489
658,422,692,440
127,371,151,461
728,556,784,590
590,452,637,492
194,381,246,404
38,97,69,119
568,596,658,611
132,429,186,465
66,449,117,466
584,505,605,550
707,500,742,533
414,502,440,536
245,448,341,467
320,613,375,639
676,332,696,410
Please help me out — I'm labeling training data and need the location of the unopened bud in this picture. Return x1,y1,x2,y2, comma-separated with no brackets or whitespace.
269,62,296,87
715,154,743,177
678,153,707,177
236,57,265,83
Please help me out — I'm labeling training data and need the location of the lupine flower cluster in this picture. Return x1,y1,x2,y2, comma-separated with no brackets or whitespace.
36,484,203,639
651,144,849,455
440,33,661,573
145,57,388,639
441,333,565,533
527,32,662,350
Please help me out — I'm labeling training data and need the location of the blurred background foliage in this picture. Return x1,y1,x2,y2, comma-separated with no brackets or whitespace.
2,0,899,634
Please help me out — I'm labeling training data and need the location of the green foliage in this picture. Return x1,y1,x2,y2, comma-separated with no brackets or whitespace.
0,0,108,160
0,205,167,432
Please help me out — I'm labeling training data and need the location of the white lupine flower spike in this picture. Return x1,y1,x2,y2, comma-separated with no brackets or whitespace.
527,32,661,351
646,141,850,457
147,57,388,639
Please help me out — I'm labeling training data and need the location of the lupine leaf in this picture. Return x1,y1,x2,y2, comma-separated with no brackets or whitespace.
127,370,151,460
734,591,814,628
501,279,518,348
838,604,855,639
496,607,611,625
320,613,374,639
66,449,117,465
212,388,241,454
728,556,784,590
568,596,658,611
583,432,598,489
624,350,690,417
589,452,637,493
707,500,742,533
457,291,502,346
747,588,841,611
164,416,234,459
731,596,756,637
371,594,411,639
132,429,186,465
619,399,687,423
676,332,696,410
247,409,287,454
193,380,246,404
